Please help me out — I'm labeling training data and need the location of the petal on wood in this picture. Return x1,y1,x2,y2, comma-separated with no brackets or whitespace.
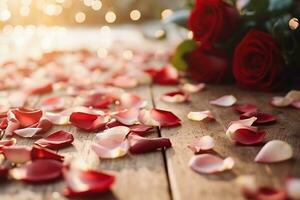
234,104,259,114
10,159,63,183
150,109,181,127
187,136,215,153
11,108,43,128
161,91,189,103
255,140,293,163
270,96,292,107
128,134,172,154
14,127,42,138
63,168,115,197
119,93,146,108
181,83,205,93
189,154,234,174
233,129,266,145
285,177,300,200
34,130,74,149
0,138,16,153
151,66,178,85
128,124,154,135
70,112,110,132
240,112,277,125
3,146,31,164
210,95,237,107
285,90,300,102
226,117,258,141
35,118,53,134
114,108,139,125
187,111,214,122
236,175,258,198
138,109,160,127
92,126,130,159
31,145,64,161
41,96,66,112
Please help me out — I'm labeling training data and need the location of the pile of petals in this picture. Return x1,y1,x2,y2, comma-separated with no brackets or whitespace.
270,90,300,109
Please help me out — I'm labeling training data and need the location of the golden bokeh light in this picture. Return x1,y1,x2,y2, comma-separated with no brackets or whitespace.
161,9,173,20
130,10,141,21
75,12,86,23
105,11,116,23
97,47,108,58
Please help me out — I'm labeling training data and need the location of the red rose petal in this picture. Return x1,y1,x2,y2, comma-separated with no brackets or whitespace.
128,124,154,135
83,93,115,109
0,138,16,153
150,109,181,127
3,146,31,164
31,145,64,161
189,154,234,174
63,168,115,197
12,108,42,128
150,66,179,85
119,93,146,108
10,159,63,183
41,96,66,112
161,91,189,103
240,112,277,125
253,187,287,200
35,130,74,149
234,104,259,114
34,118,53,133
0,117,8,129
70,112,110,132
128,134,172,154
114,108,139,125
233,129,266,145
28,82,53,95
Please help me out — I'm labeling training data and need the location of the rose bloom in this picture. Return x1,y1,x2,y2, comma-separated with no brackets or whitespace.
233,30,286,91
188,0,239,44
185,46,229,83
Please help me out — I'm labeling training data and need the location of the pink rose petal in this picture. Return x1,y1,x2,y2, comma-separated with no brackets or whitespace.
3,146,31,164
189,154,234,174
240,112,277,125
11,108,42,128
138,109,160,126
128,134,172,154
128,124,154,135
119,93,146,108
114,108,139,125
226,117,258,142
187,135,215,153
92,126,130,159
34,130,74,149
150,109,181,127
291,101,300,109
187,110,214,122
70,112,110,132
255,140,293,163
270,96,292,107
210,95,237,107
161,91,189,103
0,138,16,153
111,75,138,88
41,96,66,112
181,83,205,93
14,127,42,138
234,104,259,114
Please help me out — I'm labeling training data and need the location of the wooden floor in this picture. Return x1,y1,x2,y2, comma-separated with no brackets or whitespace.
1,84,300,200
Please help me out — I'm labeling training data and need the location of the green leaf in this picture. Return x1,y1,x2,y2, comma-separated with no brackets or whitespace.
171,40,196,71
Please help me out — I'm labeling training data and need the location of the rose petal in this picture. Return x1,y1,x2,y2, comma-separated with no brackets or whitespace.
286,90,300,102
28,82,53,95
233,129,266,145
119,93,146,108
226,117,258,142
285,177,300,200
35,130,74,149
240,112,277,125
253,187,287,200
41,96,66,112
83,93,115,109
63,168,115,197
70,112,110,132
14,127,42,138
255,140,293,163
128,134,172,154
128,124,154,135
270,96,292,107
3,146,31,164
114,108,139,125
150,66,178,85
10,159,63,183
92,126,130,159
234,104,259,114
291,101,300,109
138,109,160,126
34,118,53,134
0,138,16,153
210,95,237,107
31,145,64,161
111,75,138,88
188,136,215,153
12,108,42,128
150,109,181,127
181,83,205,93
161,91,189,103
187,110,214,122
189,154,234,174
236,175,258,198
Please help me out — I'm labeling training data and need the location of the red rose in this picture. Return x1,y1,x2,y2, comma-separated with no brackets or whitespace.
188,0,239,44
185,46,228,83
233,30,285,91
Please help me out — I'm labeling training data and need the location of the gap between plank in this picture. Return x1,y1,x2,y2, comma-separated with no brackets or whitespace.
149,85,174,200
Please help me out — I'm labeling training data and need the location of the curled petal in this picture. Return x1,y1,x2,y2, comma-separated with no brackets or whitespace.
119,93,146,108
138,109,160,126
255,140,293,163
210,95,237,107
41,96,66,112
128,124,154,135
181,83,205,93
150,109,181,127
189,154,234,174
3,146,31,164
70,112,110,132
114,108,139,125
0,138,16,153
63,168,115,197
188,136,215,153
226,117,258,141
240,112,277,125
4,117,20,138
285,177,300,200
35,118,53,134
232,129,266,145
161,91,189,103
31,145,64,161
12,108,42,128
0,117,8,129
35,130,74,149
187,110,214,122
10,159,63,183
128,134,172,154
92,126,130,159
234,104,259,114
14,127,42,138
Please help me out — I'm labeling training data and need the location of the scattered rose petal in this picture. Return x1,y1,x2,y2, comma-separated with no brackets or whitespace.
92,126,130,159
41,96,66,111
240,112,277,125
150,66,178,85
285,177,300,200
70,112,110,132
138,109,160,127
3,146,31,164
255,140,293,163
34,118,53,134
234,104,259,114
236,175,258,198
35,130,74,149
187,110,214,122
0,138,16,153
150,109,181,127
31,145,64,161
161,91,189,103
128,134,172,154
128,124,154,135
119,93,146,108
63,167,115,197
27,82,53,95
10,159,63,183
210,95,237,107
270,90,300,109
291,101,300,109
181,83,205,93
233,129,266,145
12,108,42,128
83,93,115,109
114,108,139,125
188,136,215,153
251,187,287,200
14,127,42,138
189,154,234,174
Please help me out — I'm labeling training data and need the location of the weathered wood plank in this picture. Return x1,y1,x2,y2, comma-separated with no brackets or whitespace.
152,84,300,200
0,86,171,200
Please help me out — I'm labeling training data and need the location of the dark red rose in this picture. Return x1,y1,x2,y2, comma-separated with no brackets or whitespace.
233,30,285,91
185,46,228,83
188,0,239,44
